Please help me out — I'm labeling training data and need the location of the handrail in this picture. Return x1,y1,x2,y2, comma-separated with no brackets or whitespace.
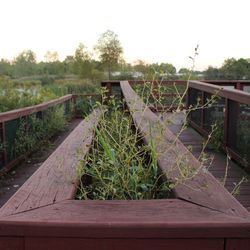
0,94,73,123
189,81,250,105
203,80,250,84
188,81,250,169
0,93,99,174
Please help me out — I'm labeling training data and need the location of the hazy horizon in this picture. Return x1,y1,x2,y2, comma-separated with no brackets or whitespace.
1,0,250,71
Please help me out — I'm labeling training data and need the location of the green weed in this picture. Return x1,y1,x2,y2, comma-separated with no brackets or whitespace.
77,102,172,200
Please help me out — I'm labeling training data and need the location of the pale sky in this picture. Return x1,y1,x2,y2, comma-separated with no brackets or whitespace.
0,0,249,70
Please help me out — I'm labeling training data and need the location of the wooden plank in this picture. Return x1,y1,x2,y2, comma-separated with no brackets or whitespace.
0,237,24,250
0,95,72,123
110,239,223,250
0,109,102,217
26,238,109,250
128,80,187,85
120,81,250,218
26,238,224,250
226,239,250,250
1,200,250,239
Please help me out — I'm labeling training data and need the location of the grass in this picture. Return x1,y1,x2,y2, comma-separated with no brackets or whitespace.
77,99,172,200
76,80,227,201
0,76,99,112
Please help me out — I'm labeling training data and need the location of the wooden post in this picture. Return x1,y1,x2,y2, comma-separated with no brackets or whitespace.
107,82,112,98
236,82,242,90
201,91,205,129
0,122,7,166
225,99,239,149
72,95,77,117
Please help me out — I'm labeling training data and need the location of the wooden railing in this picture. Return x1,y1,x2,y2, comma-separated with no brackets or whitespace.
101,80,250,170
187,81,250,169
0,93,100,174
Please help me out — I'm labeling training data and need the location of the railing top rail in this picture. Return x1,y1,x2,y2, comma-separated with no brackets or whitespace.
101,79,250,85
73,93,101,97
190,81,250,105
203,80,250,85
128,80,187,85
101,80,187,85
0,94,73,123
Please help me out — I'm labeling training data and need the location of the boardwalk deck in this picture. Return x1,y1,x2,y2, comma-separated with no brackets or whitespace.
0,81,249,249
161,112,250,211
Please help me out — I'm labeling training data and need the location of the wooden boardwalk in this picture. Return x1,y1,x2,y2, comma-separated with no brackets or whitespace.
161,112,250,211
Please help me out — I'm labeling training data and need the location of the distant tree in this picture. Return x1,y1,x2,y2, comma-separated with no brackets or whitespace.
73,43,92,79
133,60,149,76
63,56,75,74
159,63,176,75
221,58,250,79
95,30,123,79
177,68,191,80
43,51,63,75
178,68,190,75
0,59,13,77
44,51,59,62
204,66,221,80
13,50,37,77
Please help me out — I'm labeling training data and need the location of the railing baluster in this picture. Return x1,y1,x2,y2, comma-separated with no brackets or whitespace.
227,99,239,149
201,91,205,129
0,122,7,167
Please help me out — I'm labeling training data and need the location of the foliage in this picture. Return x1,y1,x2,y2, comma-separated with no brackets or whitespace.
237,118,250,165
73,43,93,79
0,77,100,112
204,58,250,80
95,30,123,79
208,120,224,151
77,100,171,200
13,50,37,77
14,106,67,156
75,96,99,117
0,85,58,112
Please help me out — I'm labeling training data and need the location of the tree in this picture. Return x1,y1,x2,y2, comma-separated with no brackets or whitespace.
0,59,13,77
43,51,63,75
44,51,59,62
13,50,37,77
221,58,250,79
95,30,123,79
73,43,92,79
63,56,75,74
204,66,221,80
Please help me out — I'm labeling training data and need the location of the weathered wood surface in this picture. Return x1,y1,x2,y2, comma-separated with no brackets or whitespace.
0,108,102,217
0,94,72,123
1,200,250,239
226,239,250,250
0,237,24,250
120,81,250,218
25,238,224,250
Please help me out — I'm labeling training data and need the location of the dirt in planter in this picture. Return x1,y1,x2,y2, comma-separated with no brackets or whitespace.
76,108,174,200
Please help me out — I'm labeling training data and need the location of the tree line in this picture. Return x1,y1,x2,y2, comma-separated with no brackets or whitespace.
0,30,250,81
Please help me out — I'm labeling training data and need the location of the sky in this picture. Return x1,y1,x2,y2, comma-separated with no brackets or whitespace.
0,0,250,71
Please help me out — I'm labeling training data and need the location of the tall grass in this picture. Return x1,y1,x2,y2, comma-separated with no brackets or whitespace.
77,99,172,200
